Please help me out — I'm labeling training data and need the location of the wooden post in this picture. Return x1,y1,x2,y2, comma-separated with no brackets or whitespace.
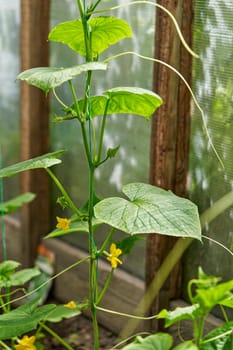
146,0,193,330
20,0,50,266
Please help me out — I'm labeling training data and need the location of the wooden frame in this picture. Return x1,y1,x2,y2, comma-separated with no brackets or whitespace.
146,0,194,330
20,0,51,266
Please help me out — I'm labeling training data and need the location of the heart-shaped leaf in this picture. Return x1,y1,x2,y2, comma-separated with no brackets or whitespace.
174,342,199,350
0,260,21,284
219,295,233,308
196,267,221,289
17,62,107,93
157,304,200,327
45,304,81,323
0,192,36,214
9,267,41,287
0,300,56,340
94,183,201,240
49,17,132,57
0,262,40,288
104,87,162,119
121,333,173,350
194,279,233,310
77,87,163,119
0,150,65,178
201,321,233,350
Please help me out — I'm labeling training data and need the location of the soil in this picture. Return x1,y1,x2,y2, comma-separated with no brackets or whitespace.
41,312,118,350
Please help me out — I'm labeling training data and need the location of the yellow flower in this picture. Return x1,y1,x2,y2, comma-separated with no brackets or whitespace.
56,216,70,230
107,243,123,269
64,300,77,309
15,335,36,350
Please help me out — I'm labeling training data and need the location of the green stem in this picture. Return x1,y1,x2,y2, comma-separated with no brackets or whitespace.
88,159,99,350
76,0,92,62
95,304,158,320
0,340,11,350
86,67,99,350
0,295,8,313
96,269,113,305
68,80,81,120
98,227,115,256
220,304,229,322
40,322,74,350
0,147,8,262
89,257,99,350
81,121,92,164
192,318,198,342
97,99,110,164
46,168,82,218
76,2,99,348
88,168,99,348
82,71,93,167
52,88,68,109
82,70,92,121
69,79,91,163
84,39,99,350
195,315,206,346
187,279,196,304
89,0,102,14
76,0,84,19
88,162,99,349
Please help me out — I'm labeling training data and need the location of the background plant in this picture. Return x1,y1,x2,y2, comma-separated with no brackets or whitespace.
155,267,233,350
119,265,233,350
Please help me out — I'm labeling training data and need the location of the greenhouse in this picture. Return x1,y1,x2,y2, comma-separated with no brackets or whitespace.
0,0,232,349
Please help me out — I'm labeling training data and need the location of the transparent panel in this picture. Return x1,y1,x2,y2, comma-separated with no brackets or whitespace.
183,0,233,318
50,0,155,278
0,0,20,201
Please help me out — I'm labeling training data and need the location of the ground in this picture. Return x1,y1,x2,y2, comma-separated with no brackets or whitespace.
41,313,118,350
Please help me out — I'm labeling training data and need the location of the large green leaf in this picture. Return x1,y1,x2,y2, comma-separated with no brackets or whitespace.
94,183,202,240
121,333,173,350
0,192,36,214
195,266,221,289
0,260,20,283
9,267,41,287
45,304,81,323
157,304,200,327
0,260,40,288
174,342,199,350
0,150,65,178
219,295,233,308
17,62,107,93
49,17,132,57
77,87,163,119
0,300,56,340
194,280,233,311
201,322,233,350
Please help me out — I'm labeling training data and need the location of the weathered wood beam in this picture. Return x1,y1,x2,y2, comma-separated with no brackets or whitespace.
20,0,50,266
146,0,193,330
